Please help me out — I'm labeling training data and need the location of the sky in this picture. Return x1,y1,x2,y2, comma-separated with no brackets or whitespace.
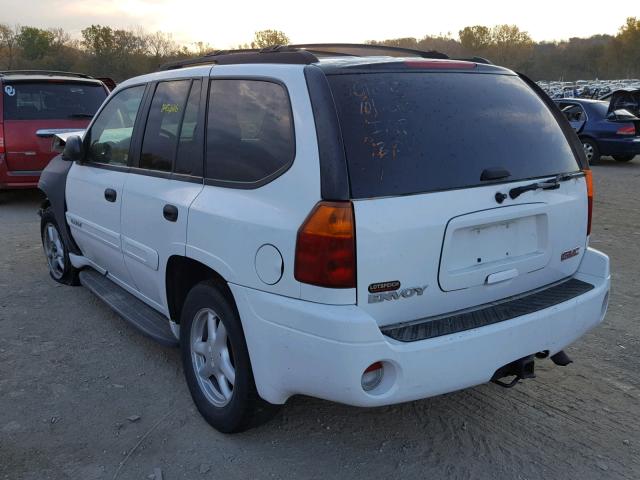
0,0,638,48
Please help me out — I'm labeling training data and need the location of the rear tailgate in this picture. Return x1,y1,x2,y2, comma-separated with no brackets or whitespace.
328,69,587,327
353,179,587,326
2,80,106,172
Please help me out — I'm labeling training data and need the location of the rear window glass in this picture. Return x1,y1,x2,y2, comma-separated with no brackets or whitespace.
328,73,580,198
2,81,106,120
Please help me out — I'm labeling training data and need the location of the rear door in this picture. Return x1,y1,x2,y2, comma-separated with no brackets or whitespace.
120,79,204,310
328,70,587,327
2,80,106,173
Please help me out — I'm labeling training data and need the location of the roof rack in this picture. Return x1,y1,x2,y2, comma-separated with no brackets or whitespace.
0,70,96,79
159,43,451,71
290,43,449,59
159,46,318,71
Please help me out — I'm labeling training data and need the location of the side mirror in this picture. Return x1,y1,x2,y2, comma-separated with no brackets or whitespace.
62,135,84,162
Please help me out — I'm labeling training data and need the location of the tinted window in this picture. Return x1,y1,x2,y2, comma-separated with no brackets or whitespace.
140,80,190,172
328,73,580,198
86,85,145,166
175,80,202,175
206,80,294,184
2,81,106,120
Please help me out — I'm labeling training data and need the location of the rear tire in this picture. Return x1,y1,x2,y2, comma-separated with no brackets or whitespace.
612,154,635,162
581,138,600,164
40,207,79,286
180,281,280,433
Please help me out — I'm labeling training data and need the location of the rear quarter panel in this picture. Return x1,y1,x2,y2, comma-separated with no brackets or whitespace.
186,65,348,302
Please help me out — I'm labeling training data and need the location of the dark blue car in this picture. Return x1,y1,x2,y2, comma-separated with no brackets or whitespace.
555,97,640,164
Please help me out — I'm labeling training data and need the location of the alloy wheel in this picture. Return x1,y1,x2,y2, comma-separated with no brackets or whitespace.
190,308,236,407
43,223,65,280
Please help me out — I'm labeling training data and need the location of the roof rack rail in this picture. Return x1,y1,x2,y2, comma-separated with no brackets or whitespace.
0,70,96,79
290,43,449,60
159,46,318,71
159,43,451,71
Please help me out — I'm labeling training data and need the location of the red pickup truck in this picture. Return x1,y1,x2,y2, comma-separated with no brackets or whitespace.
0,71,109,191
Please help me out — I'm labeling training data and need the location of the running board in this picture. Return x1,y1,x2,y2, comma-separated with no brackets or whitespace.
79,269,178,347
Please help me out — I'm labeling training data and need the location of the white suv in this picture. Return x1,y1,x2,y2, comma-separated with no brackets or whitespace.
38,45,611,433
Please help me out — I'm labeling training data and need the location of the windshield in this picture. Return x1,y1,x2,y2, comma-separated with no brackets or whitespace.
328,72,580,199
2,81,107,121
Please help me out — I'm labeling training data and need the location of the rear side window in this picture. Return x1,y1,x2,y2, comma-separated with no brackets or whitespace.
328,73,580,198
140,80,191,172
205,79,294,185
2,82,106,120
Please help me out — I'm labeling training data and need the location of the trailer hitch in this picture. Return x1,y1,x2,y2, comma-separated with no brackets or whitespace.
491,355,536,388
490,350,574,388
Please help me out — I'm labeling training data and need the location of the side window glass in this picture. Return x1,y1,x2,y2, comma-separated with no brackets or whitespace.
86,85,145,166
140,80,191,172
206,80,294,184
175,80,202,175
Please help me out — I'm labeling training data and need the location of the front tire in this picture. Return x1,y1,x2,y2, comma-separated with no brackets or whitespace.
180,281,279,433
40,207,79,285
581,138,600,164
612,154,635,162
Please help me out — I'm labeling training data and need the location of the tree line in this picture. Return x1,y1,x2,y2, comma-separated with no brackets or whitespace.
0,19,638,81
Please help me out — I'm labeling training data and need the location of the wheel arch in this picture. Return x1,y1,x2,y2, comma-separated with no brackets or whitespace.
38,155,81,255
165,255,237,324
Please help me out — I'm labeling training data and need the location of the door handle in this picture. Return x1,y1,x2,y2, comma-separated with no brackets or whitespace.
163,204,179,222
104,188,117,203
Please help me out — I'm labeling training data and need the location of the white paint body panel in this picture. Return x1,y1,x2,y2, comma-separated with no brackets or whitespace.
121,174,203,308
65,164,134,286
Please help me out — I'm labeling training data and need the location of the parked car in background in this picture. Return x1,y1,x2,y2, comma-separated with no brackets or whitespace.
556,98,640,163
0,71,109,192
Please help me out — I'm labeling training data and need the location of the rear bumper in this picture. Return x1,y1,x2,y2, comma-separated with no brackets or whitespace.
598,137,640,156
231,248,610,406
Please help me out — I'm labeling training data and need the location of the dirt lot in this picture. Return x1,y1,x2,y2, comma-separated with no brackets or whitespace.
1,159,639,480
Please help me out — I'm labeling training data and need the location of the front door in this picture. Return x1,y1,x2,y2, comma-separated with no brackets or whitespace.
66,85,147,287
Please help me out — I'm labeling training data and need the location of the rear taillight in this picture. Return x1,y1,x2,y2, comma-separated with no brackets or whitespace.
583,169,594,236
616,125,636,136
294,201,356,289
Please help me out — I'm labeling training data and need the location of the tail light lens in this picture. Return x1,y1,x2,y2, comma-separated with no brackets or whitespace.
616,125,636,136
294,201,356,289
583,169,594,235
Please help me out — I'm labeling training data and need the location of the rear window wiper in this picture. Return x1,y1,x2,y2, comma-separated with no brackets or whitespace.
68,113,94,118
509,172,583,200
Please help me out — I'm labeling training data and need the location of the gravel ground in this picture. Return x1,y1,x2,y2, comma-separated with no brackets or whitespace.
1,159,639,480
